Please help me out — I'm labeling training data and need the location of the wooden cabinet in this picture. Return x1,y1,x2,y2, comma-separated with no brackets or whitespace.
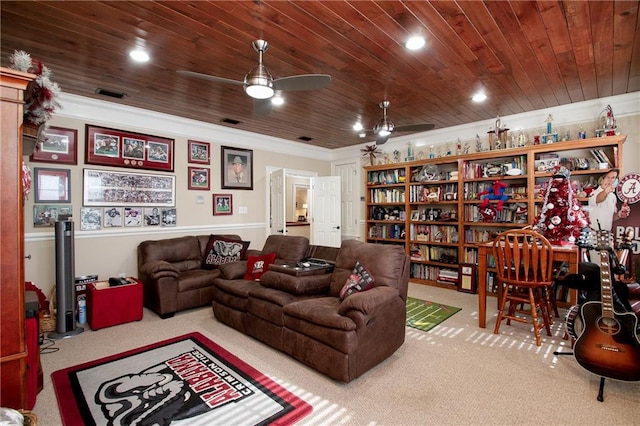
365,135,626,297
0,67,34,409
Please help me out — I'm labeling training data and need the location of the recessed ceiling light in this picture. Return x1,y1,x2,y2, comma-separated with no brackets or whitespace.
271,94,284,106
353,122,364,131
129,49,150,63
358,132,367,138
405,35,425,50
472,92,487,103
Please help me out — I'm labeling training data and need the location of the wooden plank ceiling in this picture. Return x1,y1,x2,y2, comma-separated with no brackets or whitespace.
2,1,638,149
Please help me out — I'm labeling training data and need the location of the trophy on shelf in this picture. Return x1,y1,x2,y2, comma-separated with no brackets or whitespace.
542,113,558,143
596,104,617,137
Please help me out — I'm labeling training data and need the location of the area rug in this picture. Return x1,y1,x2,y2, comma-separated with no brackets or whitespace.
51,332,311,426
406,297,461,332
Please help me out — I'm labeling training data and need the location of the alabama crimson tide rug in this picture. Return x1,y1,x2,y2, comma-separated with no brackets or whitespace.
51,332,312,426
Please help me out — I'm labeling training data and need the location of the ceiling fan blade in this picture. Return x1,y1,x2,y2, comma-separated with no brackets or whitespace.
273,74,331,91
376,134,390,145
253,99,273,116
177,70,244,86
394,123,435,133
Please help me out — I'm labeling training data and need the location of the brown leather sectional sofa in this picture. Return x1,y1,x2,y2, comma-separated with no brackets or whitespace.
212,235,410,382
137,234,255,318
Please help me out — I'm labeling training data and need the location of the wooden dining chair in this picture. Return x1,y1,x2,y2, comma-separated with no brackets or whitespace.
492,229,555,346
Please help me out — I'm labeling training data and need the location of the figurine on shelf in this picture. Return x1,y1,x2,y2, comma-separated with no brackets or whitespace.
475,134,482,152
479,179,509,211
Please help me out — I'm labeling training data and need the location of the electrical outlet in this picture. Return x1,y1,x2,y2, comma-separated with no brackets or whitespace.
239,206,248,214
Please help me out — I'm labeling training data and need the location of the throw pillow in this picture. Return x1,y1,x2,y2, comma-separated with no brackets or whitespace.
202,235,250,270
339,261,375,300
244,252,277,280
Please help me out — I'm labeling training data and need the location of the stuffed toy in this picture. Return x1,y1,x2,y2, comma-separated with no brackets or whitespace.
479,180,508,210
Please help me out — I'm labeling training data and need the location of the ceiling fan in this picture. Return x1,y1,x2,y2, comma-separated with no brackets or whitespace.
366,100,435,145
177,39,331,116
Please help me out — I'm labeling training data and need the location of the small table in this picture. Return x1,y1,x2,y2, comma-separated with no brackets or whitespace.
477,242,579,328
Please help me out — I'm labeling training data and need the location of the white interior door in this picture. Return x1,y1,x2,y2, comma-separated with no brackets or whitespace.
311,176,341,247
270,168,286,235
334,161,359,239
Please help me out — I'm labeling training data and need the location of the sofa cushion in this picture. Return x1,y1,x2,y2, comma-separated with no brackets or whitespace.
177,269,223,292
202,235,250,269
260,271,332,295
261,235,309,263
244,252,276,280
339,261,374,300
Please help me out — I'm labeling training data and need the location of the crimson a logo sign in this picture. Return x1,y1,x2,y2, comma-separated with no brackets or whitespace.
617,173,640,204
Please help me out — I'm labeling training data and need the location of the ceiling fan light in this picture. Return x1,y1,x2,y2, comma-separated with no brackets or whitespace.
374,117,394,136
271,94,284,106
244,64,274,99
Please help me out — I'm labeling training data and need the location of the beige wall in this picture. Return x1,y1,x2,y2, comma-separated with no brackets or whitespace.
24,113,331,295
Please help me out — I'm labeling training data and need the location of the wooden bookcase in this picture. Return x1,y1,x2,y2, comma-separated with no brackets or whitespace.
365,135,626,298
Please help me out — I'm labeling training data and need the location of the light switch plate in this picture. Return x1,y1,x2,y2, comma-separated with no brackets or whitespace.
195,195,204,204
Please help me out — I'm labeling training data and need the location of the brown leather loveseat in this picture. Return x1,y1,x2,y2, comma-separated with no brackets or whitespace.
212,237,410,382
137,234,253,318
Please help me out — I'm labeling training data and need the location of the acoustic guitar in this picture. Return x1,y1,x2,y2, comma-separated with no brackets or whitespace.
574,230,640,382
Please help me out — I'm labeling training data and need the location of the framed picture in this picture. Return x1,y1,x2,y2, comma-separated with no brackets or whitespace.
411,210,420,221
34,167,71,203
143,207,161,226
188,166,210,190
161,208,177,226
103,207,123,227
33,204,72,227
30,126,77,165
83,168,175,207
124,207,143,227
221,146,253,190
188,140,210,164
213,194,232,215
80,207,102,231
85,124,175,172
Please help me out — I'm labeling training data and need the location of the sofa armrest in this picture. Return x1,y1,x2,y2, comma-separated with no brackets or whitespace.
337,286,399,317
219,260,248,279
140,260,179,279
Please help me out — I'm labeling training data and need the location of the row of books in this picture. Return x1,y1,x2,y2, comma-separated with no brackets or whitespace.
409,244,458,263
464,229,499,245
408,183,457,202
368,168,406,185
368,224,405,239
410,224,458,242
464,205,525,222
410,264,458,284
369,188,405,203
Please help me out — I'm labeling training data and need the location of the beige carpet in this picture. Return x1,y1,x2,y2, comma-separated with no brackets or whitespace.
33,283,639,425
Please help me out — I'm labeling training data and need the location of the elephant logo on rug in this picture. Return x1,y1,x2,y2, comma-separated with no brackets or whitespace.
95,350,253,426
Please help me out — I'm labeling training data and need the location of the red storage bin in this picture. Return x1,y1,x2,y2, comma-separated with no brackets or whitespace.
87,278,143,330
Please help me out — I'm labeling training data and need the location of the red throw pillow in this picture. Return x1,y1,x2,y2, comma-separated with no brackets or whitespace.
202,235,250,270
339,261,375,300
244,252,277,280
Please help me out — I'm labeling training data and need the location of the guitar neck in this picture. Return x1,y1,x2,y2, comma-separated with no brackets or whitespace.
599,250,615,320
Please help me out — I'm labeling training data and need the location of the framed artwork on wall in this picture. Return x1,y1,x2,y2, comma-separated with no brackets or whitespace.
85,124,175,172
188,166,210,190
30,126,78,165
34,167,71,203
124,207,143,227
33,204,72,227
213,194,232,215
83,168,175,207
188,140,210,164
221,146,253,190
80,207,102,231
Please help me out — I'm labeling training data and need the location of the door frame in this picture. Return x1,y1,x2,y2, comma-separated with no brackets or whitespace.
265,167,317,238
